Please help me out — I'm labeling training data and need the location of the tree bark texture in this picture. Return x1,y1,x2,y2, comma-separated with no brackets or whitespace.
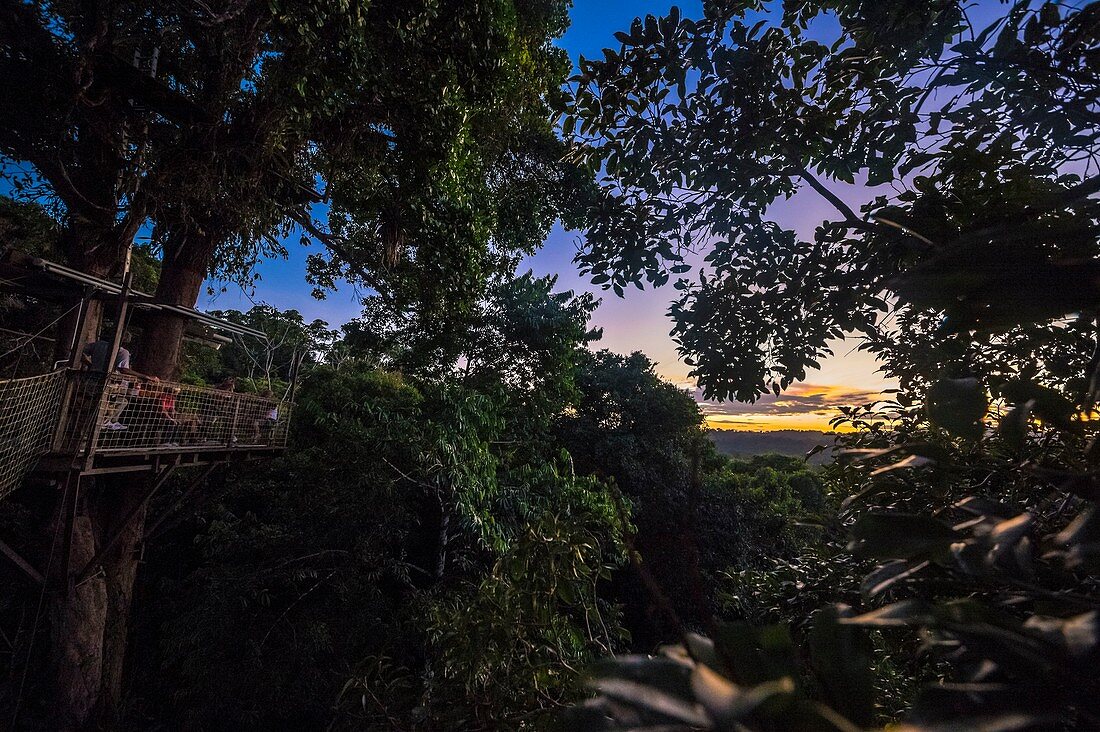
47,513,105,731
45,220,138,728
88,240,210,719
42,228,213,726
93,485,149,727
137,247,208,379
44,473,151,730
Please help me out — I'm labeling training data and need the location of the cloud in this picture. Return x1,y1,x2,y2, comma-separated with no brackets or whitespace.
697,383,882,416
695,383,884,431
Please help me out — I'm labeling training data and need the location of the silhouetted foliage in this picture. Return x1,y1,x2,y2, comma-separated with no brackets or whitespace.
569,1,1100,730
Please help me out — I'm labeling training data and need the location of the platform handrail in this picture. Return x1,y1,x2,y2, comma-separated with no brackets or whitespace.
0,368,292,503
52,371,293,458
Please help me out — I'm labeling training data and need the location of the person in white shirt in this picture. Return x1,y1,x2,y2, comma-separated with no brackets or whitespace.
252,389,280,443
81,335,159,430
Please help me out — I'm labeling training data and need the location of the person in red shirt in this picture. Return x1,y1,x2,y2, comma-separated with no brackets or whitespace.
157,385,183,446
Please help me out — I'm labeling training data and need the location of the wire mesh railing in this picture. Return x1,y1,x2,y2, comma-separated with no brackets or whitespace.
0,369,67,501
54,372,292,455
0,368,291,503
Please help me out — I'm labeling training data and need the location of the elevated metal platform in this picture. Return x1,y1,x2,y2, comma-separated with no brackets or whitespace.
0,368,291,497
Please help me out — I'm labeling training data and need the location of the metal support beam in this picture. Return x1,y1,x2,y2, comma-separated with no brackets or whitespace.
75,458,178,585
105,270,132,376
50,293,90,451
66,291,90,368
143,463,219,541
81,271,133,473
55,472,81,595
81,464,155,476
0,537,44,586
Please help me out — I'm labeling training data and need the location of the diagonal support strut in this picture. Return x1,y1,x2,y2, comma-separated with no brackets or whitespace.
143,462,218,541
0,537,44,586
75,458,179,585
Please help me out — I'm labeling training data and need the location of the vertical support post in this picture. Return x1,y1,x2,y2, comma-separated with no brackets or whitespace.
66,290,91,367
55,471,81,596
82,276,132,471
51,292,91,452
228,395,241,447
52,374,80,454
81,379,111,473
105,271,133,379
65,291,90,368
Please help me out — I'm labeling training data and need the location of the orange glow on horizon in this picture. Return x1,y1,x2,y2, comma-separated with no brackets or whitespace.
698,382,886,433
705,413,857,433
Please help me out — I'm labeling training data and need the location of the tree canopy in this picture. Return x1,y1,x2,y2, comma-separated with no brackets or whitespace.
566,0,1100,402
0,2,595,727
1,0,586,340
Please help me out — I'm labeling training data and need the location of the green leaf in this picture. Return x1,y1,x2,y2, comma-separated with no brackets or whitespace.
849,513,960,560
593,678,709,726
691,664,796,724
926,378,987,439
808,606,876,727
861,559,929,597
840,600,935,628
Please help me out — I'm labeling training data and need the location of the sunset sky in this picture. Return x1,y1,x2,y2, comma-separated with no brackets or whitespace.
203,0,897,432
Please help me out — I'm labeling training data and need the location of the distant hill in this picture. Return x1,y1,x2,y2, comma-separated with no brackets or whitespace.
708,429,839,465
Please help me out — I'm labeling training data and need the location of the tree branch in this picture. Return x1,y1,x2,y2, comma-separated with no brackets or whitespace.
793,163,871,231
289,213,390,299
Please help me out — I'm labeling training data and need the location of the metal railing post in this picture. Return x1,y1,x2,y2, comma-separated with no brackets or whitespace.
81,374,112,471
50,370,78,453
228,395,241,447
105,272,132,379
51,291,92,453
80,273,132,468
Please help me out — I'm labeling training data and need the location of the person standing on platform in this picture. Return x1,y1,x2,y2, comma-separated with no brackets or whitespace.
81,334,159,430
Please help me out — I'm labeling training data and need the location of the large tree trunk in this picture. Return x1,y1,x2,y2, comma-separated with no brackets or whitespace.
43,217,131,728
48,511,106,731
40,217,213,726
137,259,206,379
85,244,210,720
45,470,153,730
43,221,154,728
93,479,150,727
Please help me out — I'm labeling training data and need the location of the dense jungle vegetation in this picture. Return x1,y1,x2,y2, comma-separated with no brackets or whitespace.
0,0,1099,730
